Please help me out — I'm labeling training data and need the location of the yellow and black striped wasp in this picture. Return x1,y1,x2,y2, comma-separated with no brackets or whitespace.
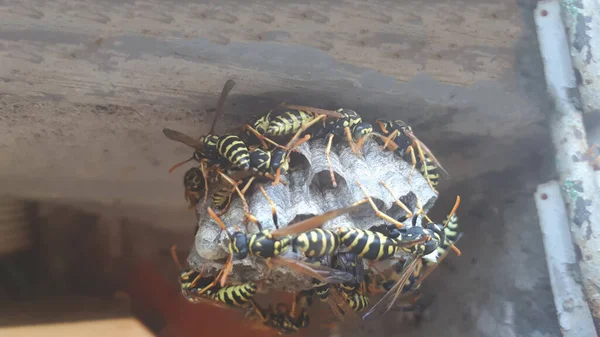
163,79,240,205
244,104,345,150
332,253,370,313
207,199,369,288
310,108,373,187
182,167,206,209
373,120,449,194
170,245,257,310
361,195,461,320
332,181,431,264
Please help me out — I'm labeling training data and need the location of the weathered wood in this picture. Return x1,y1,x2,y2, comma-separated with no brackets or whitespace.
0,0,545,210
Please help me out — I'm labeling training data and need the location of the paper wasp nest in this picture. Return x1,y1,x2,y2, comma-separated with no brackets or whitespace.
188,139,437,292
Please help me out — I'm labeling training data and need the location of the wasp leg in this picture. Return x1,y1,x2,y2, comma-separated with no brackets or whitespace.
271,134,312,187
245,124,287,150
259,185,279,229
213,190,235,217
380,129,400,151
344,126,361,156
413,142,438,194
267,172,288,187
291,293,298,318
414,196,433,224
379,181,414,224
216,169,262,227
250,299,268,322
405,145,417,184
355,132,376,152
284,114,327,151
168,156,194,174
355,181,404,228
325,133,338,188
200,160,211,206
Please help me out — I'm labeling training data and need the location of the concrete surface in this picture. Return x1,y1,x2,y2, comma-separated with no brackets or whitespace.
0,0,562,336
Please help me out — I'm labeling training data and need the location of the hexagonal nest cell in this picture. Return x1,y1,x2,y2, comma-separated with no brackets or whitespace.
188,137,438,293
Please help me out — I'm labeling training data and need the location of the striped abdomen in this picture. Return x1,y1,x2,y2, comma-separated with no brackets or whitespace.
343,291,369,312
293,229,340,258
216,135,251,169
211,186,233,210
248,231,291,258
266,109,316,137
211,282,257,307
311,279,330,301
417,154,440,188
443,213,459,245
338,228,398,261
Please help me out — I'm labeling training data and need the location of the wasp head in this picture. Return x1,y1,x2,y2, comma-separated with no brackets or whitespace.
230,231,249,259
351,122,373,141
424,222,446,247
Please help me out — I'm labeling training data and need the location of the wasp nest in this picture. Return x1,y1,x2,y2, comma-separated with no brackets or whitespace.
188,138,437,292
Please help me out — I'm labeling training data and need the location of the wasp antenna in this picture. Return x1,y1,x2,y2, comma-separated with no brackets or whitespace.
170,244,183,271
168,157,194,173
208,207,232,238
449,243,462,256
444,196,461,227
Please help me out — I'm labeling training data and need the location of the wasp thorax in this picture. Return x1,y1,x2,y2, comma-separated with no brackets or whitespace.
424,222,446,245
351,122,373,141
231,232,249,259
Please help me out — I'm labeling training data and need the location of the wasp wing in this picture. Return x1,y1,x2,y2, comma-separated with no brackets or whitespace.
163,128,205,150
270,257,354,284
209,79,236,134
315,285,367,335
405,130,450,179
283,105,345,118
417,233,463,284
362,257,420,320
182,290,251,312
270,199,367,238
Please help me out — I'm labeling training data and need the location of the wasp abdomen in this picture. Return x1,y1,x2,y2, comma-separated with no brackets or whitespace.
213,282,257,307
343,291,369,312
217,135,251,169
248,231,291,258
338,228,398,261
311,279,330,301
294,229,340,258
266,109,316,137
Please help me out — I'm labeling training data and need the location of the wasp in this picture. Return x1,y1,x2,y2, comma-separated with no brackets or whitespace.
207,199,369,287
244,104,345,149
183,167,206,208
331,253,371,313
374,120,449,194
249,293,311,335
420,212,463,280
163,79,237,205
362,195,461,320
304,108,374,187
170,245,257,310
336,183,431,263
